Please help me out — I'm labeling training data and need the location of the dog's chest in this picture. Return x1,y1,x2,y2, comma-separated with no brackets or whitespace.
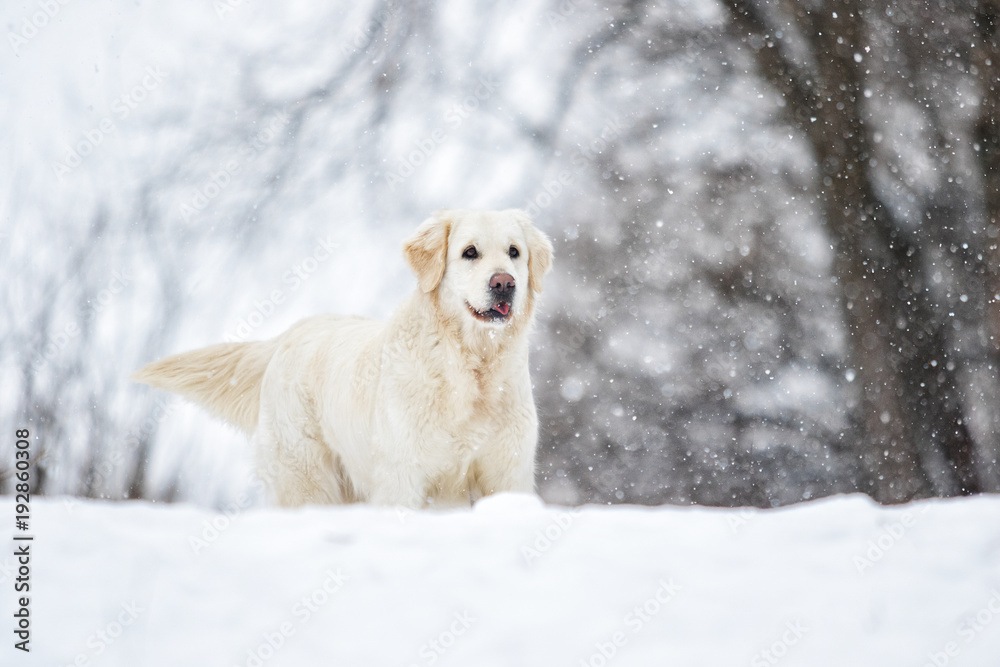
424,351,524,442
385,341,528,459
437,364,513,429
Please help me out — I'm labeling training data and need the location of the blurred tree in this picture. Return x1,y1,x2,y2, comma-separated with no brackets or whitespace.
532,0,856,508
974,1,1000,349
728,0,987,502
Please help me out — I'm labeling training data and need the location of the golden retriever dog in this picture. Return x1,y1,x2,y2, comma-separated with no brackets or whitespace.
134,209,553,508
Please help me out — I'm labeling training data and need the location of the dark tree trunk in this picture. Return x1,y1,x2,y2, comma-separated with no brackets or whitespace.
729,0,981,501
975,2,1000,354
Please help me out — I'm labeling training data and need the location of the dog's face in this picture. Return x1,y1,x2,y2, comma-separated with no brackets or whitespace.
403,209,553,331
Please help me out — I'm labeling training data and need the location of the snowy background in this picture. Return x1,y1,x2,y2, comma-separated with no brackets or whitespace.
4,1,1000,664
3,2,1000,505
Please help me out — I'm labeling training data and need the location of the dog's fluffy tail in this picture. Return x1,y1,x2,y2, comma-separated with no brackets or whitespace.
132,340,280,433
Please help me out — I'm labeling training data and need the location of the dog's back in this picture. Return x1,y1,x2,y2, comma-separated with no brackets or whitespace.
133,315,383,436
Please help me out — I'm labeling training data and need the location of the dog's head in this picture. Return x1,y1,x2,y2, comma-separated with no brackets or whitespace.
403,209,553,332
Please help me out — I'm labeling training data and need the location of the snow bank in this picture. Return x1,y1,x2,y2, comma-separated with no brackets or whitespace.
3,493,1000,666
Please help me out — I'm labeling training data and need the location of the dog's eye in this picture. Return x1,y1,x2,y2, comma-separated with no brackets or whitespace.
462,246,478,260
509,246,520,259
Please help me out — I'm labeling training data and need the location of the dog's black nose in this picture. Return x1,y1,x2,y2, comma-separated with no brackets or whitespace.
490,273,515,294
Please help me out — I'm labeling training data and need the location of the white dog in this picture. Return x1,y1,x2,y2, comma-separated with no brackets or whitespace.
134,209,553,508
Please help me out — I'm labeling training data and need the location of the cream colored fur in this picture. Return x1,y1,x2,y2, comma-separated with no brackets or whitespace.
133,209,553,508
131,339,280,433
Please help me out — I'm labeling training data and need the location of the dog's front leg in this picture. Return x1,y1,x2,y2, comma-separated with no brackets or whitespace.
367,459,430,509
470,442,537,499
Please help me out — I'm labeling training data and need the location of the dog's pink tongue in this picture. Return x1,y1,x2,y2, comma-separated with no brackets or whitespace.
493,302,510,316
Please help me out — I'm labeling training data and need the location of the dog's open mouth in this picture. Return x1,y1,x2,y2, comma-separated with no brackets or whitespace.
467,301,511,322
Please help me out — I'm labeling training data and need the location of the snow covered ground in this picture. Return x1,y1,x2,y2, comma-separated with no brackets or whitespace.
4,493,1000,666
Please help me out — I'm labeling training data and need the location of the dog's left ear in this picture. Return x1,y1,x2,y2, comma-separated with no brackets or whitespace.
403,211,452,293
515,211,554,294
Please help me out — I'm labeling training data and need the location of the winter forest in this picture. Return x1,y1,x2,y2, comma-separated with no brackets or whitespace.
4,0,1000,510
